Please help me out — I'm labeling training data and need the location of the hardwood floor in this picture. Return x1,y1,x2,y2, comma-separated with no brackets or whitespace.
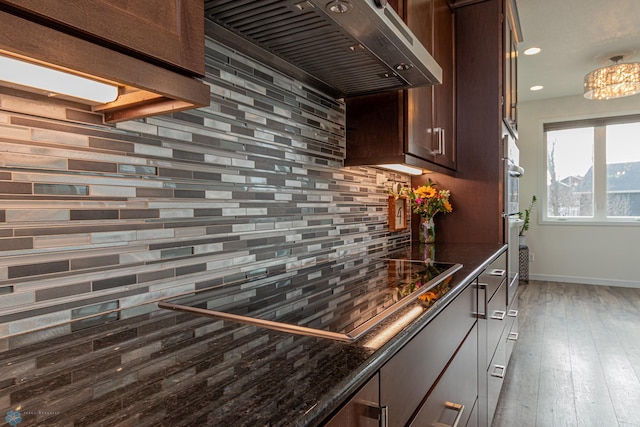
493,280,640,427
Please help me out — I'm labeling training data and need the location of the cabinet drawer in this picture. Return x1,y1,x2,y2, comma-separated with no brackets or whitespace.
411,323,478,427
506,296,519,362
506,314,519,362
380,284,476,427
479,252,507,302
486,280,507,368
487,333,507,425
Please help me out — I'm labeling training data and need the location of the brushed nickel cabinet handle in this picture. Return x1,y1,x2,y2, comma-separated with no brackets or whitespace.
355,400,383,420
491,364,506,378
380,406,389,427
491,310,506,320
476,283,488,319
508,332,519,341
489,269,506,277
430,127,437,154
433,127,444,155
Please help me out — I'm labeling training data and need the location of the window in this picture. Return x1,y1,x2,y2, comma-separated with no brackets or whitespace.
543,114,640,222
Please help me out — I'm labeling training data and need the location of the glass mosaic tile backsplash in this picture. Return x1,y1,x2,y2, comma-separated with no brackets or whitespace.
0,36,410,345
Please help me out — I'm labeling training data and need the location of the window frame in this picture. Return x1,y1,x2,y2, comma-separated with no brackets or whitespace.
541,113,640,225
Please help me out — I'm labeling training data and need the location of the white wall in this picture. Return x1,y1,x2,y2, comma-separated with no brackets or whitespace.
518,94,640,288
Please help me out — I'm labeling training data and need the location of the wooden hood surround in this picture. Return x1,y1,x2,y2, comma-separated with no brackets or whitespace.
0,1,210,123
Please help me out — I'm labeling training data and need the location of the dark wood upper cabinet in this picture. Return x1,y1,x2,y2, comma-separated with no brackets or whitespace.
0,0,204,75
503,0,522,137
0,2,209,122
412,0,520,245
346,0,456,174
405,0,435,164
432,0,456,168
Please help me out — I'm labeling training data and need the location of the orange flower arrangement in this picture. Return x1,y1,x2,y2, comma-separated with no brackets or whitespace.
407,178,453,219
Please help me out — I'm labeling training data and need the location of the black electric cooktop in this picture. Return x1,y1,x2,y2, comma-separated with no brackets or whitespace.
159,257,461,344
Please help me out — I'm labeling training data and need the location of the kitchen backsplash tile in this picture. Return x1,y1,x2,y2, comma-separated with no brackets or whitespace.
0,36,410,342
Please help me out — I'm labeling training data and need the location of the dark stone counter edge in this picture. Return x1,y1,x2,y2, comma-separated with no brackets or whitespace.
302,243,508,427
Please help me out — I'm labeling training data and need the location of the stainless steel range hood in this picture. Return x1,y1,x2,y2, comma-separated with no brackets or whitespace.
204,0,442,98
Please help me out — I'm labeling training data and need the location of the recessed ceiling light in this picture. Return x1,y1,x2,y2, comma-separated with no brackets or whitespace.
524,47,541,56
530,85,544,91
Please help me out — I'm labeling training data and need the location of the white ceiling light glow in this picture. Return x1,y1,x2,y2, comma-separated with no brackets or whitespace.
0,54,119,104
530,85,544,91
524,47,541,55
584,55,640,100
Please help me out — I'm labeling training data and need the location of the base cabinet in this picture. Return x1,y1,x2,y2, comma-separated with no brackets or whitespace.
506,295,519,361
323,250,517,427
478,251,519,427
487,330,506,424
325,374,380,427
380,284,476,426
411,323,478,427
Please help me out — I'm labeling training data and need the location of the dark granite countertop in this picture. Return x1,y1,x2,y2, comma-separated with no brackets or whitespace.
0,242,505,427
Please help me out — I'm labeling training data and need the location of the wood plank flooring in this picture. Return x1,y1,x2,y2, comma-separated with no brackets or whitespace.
493,280,640,427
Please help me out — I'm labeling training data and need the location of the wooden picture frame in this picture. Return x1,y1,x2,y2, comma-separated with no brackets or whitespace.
389,196,408,231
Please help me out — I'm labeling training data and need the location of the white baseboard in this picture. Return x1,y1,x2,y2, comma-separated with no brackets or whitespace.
529,274,640,289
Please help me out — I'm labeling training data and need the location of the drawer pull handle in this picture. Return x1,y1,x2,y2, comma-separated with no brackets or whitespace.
434,401,465,427
380,405,389,427
489,269,506,277
355,400,383,420
476,283,487,319
491,364,506,378
491,310,506,320
508,332,519,341
507,309,518,317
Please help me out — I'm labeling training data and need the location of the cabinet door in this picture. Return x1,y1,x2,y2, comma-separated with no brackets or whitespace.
503,0,520,135
325,373,380,427
411,323,478,427
0,0,204,75
405,0,455,170
432,0,456,169
506,290,519,361
345,92,404,165
478,252,507,303
486,280,507,368
405,0,436,163
487,332,507,425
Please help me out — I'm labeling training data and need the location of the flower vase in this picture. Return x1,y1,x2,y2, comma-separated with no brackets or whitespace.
420,217,436,244
423,243,435,264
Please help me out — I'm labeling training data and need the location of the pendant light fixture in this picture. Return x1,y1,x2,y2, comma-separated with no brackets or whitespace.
584,55,640,100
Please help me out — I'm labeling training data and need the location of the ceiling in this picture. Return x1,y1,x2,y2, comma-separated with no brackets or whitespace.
517,0,640,102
